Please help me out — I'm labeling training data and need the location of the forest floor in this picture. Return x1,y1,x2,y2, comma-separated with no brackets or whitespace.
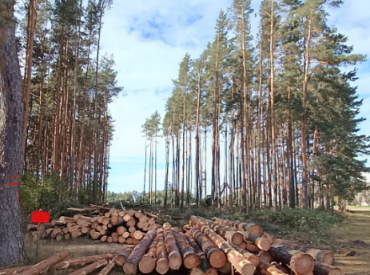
22,206,370,275
330,206,370,275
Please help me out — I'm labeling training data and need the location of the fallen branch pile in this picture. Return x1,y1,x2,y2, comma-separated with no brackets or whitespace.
27,206,160,245
18,214,344,275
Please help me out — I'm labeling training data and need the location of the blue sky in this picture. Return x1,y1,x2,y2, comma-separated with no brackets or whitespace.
100,0,370,193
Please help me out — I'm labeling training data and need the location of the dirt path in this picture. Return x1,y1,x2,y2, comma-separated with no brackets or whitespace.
333,206,370,275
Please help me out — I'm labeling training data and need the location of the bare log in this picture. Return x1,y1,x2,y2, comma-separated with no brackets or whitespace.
185,233,217,275
196,217,243,245
173,230,200,269
163,223,182,270
212,217,263,237
314,262,344,275
0,266,31,275
67,260,107,275
241,231,271,251
123,229,156,275
54,254,114,270
138,236,157,274
188,228,226,269
190,216,255,275
115,248,133,267
18,251,69,275
155,228,169,275
269,245,314,275
306,249,335,265
97,260,115,275
259,260,289,275
232,246,259,267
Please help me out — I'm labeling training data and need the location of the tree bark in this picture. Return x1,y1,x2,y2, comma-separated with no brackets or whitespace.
269,245,314,275
54,254,114,270
123,229,156,275
187,228,226,269
0,2,25,267
19,251,69,275
173,230,200,269
313,262,344,275
184,233,217,275
163,223,182,270
190,216,255,275
155,228,169,275
67,260,107,275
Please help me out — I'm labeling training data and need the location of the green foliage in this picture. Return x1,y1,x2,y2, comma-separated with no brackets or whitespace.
20,172,69,216
247,208,343,240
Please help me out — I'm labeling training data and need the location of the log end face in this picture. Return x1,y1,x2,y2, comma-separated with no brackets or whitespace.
168,255,182,270
156,259,169,275
138,257,156,274
209,250,227,269
240,263,255,275
323,252,335,265
293,254,315,275
123,262,137,275
256,238,271,251
189,267,205,275
231,232,244,246
249,225,263,237
184,254,200,270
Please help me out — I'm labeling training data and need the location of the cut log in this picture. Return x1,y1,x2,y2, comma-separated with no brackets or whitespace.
122,232,130,238
126,219,136,227
245,242,258,252
0,266,31,275
197,218,243,246
100,236,108,242
269,245,314,275
188,228,227,269
18,251,69,275
117,226,126,235
65,233,71,240
254,250,272,264
127,210,135,216
107,237,113,243
55,254,114,270
123,229,157,275
138,236,157,274
155,228,169,275
115,248,133,267
190,216,255,275
306,249,335,265
118,236,126,244
259,260,289,275
128,226,136,233
262,233,273,243
185,232,218,275
218,262,231,274
242,231,271,251
232,245,259,267
110,216,119,226
97,260,115,275
133,231,144,241
212,217,263,237
123,214,132,222
104,212,111,218
173,230,200,269
56,234,63,242
67,260,108,275
163,223,182,270
313,262,344,275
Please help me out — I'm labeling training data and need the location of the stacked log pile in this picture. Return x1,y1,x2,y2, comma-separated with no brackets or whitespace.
26,206,160,245
186,216,344,275
19,213,344,275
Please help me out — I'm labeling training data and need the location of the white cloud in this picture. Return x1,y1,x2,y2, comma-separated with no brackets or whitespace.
104,0,370,193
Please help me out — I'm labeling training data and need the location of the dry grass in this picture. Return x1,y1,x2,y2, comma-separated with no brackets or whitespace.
330,206,370,275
